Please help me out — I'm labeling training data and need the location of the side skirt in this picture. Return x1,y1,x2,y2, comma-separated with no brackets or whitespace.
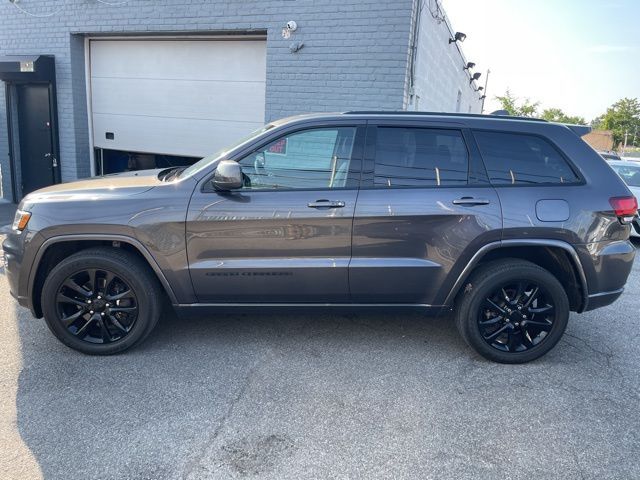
173,303,449,318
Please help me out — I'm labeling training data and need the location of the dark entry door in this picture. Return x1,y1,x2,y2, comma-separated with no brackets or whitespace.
17,84,56,195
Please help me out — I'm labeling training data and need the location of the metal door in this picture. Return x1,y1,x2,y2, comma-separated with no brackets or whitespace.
16,84,56,195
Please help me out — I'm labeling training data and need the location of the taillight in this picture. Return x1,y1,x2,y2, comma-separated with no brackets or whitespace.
609,196,638,223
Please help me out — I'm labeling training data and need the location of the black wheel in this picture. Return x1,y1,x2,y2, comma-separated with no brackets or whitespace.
41,247,163,355
455,259,569,364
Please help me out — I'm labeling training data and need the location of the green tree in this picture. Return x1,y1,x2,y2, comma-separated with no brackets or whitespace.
494,89,540,117
595,98,640,147
540,108,586,125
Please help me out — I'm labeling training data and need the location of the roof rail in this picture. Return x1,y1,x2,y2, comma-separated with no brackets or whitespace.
342,110,548,122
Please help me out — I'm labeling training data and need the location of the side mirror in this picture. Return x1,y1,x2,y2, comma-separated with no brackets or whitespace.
212,160,243,191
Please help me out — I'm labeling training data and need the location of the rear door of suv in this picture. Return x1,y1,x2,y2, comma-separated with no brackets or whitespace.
349,119,502,306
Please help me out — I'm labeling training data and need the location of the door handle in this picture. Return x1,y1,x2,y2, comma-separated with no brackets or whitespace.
452,197,490,206
45,153,58,168
308,200,346,209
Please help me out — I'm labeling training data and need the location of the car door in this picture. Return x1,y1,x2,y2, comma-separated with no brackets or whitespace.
350,121,502,306
186,122,365,303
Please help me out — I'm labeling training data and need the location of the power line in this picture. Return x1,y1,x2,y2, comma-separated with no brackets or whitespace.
9,0,66,18
8,0,129,18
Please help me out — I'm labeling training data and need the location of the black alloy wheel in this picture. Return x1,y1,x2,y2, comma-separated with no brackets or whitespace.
478,281,555,353
455,259,569,363
56,268,139,344
41,247,163,355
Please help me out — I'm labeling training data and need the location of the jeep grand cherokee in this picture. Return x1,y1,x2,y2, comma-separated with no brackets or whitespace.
2,112,636,363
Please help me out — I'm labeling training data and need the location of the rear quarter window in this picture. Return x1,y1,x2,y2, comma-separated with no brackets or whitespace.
473,131,579,185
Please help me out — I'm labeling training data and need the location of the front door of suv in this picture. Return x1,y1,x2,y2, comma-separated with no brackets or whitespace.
350,121,502,306
186,123,365,303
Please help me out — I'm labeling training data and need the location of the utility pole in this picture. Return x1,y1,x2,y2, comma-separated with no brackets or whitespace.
481,69,490,113
623,130,629,155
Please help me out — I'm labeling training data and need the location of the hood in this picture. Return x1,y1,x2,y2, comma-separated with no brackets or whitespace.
23,169,165,204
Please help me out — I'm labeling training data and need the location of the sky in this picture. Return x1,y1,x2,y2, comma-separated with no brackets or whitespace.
442,0,640,121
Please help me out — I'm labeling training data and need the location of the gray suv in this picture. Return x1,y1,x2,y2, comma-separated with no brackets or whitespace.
2,112,636,363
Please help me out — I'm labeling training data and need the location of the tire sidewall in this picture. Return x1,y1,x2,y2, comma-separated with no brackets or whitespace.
460,265,569,363
41,254,158,354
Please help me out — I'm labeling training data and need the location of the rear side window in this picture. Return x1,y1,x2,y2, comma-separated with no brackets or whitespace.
473,131,579,185
374,127,469,187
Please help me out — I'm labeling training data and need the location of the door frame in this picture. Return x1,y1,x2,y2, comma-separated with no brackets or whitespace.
5,80,61,202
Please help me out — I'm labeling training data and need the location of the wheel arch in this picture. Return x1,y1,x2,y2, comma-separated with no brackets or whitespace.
445,239,589,313
28,234,178,318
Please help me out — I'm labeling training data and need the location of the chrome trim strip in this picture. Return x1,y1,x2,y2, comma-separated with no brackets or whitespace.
191,257,350,270
588,287,624,299
348,258,440,268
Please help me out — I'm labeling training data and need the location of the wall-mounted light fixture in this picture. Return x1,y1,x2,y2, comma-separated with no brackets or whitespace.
463,62,475,71
449,32,466,44
475,86,484,92
469,72,481,84
479,95,487,101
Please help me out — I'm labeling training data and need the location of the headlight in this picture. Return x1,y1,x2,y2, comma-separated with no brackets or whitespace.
12,210,32,232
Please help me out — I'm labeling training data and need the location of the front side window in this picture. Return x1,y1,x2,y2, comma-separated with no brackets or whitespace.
239,127,357,190
473,131,580,185
374,127,469,188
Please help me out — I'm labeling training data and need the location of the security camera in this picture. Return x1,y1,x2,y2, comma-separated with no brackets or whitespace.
286,21,298,32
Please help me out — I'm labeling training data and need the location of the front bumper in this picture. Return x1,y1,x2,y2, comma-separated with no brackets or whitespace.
2,230,37,313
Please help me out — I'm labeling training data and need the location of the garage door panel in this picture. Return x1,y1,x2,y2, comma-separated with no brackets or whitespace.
91,77,265,122
93,113,263,158
90,40,267,82
90,38,266,158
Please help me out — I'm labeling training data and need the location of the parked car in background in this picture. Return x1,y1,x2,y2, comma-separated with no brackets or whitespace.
2,112,637,364
599,151,622,161
607,159,640,238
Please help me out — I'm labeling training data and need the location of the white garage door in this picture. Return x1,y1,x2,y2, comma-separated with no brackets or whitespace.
90,38,267,158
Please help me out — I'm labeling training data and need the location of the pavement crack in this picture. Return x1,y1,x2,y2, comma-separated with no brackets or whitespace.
181,355,263,480
563,332,615,366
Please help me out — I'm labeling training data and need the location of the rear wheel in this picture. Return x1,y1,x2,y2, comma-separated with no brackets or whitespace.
41,247,163,355
455,259,569,364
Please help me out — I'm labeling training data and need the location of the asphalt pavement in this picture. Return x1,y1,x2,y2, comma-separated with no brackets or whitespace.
0,236,639,479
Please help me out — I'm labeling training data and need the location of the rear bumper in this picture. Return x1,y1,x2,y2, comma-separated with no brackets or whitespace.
577,240,635,312
584,288,625,311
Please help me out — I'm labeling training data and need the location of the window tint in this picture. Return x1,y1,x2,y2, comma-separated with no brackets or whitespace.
239,127,356,190
474,131,579,185
374,127,469,187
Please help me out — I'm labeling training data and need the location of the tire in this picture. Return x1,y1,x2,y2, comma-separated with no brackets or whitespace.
41,247,163,355
455,259,569,364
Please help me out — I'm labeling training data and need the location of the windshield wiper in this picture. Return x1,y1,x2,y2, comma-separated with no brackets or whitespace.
159,166,186,181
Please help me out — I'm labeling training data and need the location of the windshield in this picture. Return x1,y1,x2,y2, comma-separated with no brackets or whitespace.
179,124,275,179
611,163,640,187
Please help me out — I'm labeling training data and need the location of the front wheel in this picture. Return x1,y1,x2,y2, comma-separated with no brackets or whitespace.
41,247,163,355
455,259,569,364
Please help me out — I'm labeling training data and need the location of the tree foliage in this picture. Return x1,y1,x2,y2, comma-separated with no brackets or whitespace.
540,108,586,125
591,98,640,147
494,91,640,148
494,90,540,117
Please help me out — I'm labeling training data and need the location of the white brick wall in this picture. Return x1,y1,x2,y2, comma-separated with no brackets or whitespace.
408,0,483,114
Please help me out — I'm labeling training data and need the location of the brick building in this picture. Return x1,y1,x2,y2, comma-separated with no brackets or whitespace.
0,0,482,202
